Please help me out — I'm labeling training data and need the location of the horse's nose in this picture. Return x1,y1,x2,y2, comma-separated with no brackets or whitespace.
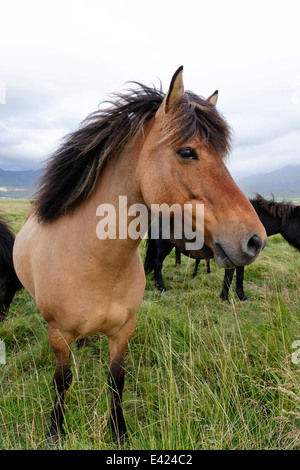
213,231,267,268
242,234,264,260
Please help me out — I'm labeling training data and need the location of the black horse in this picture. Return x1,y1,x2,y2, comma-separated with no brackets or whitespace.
220,194,300,301
144,227,212,292
145,194,300,298
0,217,22,320
175,248,211,276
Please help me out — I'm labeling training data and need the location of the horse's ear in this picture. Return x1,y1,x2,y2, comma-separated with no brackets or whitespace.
165,66,184,110
207,90,218,106
158,66,184,116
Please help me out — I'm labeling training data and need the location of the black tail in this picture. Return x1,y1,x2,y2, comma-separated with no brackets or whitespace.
0,217,22,321
144,227,157,274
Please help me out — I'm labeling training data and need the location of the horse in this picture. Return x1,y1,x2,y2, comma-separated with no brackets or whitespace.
13,66,267,445
144,226,212,292
0,217,22,321
175,247,211,276
220,194,300,301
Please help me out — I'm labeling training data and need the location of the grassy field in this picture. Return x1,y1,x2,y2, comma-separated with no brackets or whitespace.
0,200,299,450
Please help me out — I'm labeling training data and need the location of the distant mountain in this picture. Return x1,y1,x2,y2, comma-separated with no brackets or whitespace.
0,164,299,200
236,165,300,199
0,169,41,199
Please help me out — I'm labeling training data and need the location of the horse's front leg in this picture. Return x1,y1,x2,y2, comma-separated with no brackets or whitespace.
236,266,248,300
46,326,73,447
108,315,136,444
206,260,211,274
192,258,200,277
175,248,181,267
220,268,235,302
154,242,173,292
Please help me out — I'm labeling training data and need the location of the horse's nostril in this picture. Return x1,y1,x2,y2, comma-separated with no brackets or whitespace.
245,234,263,258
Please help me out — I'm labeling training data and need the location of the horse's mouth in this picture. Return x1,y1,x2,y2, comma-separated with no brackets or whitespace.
213,243,236,269
213,230,266,268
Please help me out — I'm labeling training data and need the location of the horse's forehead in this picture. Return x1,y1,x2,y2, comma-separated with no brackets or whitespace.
152,98,231,159
152,108,198,148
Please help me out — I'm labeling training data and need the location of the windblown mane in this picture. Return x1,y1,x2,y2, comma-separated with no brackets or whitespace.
254,193,300,227
34,83,232,222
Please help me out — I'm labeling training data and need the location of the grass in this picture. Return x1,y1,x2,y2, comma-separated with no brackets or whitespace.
0,199,299,450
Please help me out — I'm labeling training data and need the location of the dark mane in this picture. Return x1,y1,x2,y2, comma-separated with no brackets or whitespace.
253,193,300,227
34,83,232,222
159,91,231,157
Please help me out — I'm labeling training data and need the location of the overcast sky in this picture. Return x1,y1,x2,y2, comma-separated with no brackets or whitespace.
0,0,299,179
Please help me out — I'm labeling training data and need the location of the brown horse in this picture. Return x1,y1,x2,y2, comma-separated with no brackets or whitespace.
13,66,267,445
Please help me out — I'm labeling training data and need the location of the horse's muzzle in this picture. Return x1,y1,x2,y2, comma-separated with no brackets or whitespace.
214,233,267,268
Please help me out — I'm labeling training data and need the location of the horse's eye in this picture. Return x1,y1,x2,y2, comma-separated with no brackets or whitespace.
177,147,198,160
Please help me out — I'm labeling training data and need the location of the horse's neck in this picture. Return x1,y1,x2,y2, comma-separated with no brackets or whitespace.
281,220,297,248
255,204,298,249
82,137,148,264
255,208,282,237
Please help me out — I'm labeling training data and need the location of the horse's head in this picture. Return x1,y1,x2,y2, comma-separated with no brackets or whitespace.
138,67,267,268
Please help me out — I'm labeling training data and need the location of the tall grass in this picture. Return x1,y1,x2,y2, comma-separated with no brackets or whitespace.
0,200,299,449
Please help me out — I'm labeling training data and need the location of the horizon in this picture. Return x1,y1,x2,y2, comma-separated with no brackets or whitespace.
0,162,300,178
1,163,300,201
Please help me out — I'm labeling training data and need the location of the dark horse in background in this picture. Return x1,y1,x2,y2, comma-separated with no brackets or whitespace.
0,218,22,320
145,194,300,299
144,226,212,292
175,247,211,276
220,194,300,301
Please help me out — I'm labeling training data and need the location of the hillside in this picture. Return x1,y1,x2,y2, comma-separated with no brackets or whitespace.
0,169,41,199
236,165,300,199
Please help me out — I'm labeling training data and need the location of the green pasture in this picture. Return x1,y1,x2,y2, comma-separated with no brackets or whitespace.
0,199,299,450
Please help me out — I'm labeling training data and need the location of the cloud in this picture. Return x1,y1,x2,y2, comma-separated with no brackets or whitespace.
224,86,300,178
0,78,107,170
0,123,66,170
0,0,299,176
228,130,300,179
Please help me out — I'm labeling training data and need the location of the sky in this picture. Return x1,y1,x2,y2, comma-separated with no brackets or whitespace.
0,0,299,179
